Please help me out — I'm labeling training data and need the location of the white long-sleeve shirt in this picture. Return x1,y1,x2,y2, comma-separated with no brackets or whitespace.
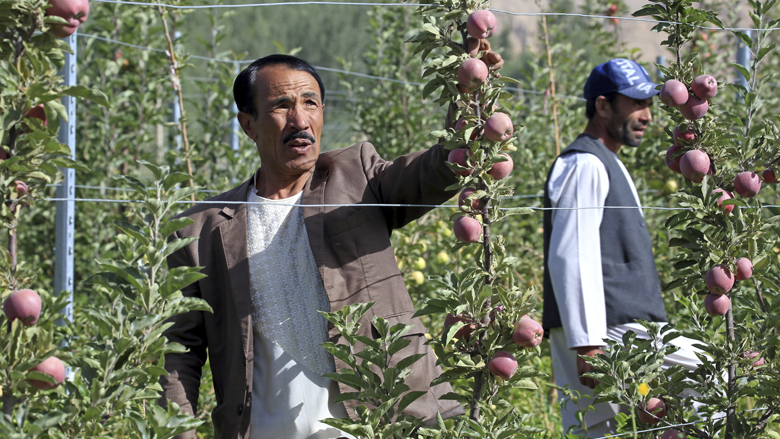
546,150,644,349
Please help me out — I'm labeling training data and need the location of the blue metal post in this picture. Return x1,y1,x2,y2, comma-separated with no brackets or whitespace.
736,30,752,91
655,56,666,81
230,62,240,153
54,32,76,326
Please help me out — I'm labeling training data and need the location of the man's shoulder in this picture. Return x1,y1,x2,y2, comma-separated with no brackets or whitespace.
319,142,377,163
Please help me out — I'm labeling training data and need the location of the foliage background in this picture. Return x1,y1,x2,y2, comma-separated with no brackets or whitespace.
7,0,780,436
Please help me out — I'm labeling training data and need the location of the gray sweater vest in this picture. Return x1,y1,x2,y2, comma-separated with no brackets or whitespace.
542,134,667,332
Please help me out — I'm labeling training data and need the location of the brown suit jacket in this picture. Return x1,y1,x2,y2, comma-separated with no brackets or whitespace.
161,142,465,438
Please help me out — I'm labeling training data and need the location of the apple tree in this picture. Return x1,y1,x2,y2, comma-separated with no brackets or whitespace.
581,0,780,437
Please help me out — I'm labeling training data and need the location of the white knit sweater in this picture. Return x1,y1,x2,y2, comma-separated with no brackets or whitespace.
246,188,352,439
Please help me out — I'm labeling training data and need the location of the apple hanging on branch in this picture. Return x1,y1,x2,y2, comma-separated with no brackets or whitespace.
45,0,90,38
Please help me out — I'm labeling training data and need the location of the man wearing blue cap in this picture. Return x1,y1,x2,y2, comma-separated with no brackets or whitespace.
541,59,702,435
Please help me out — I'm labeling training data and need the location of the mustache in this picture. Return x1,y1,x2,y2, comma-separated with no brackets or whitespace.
282,131,316,144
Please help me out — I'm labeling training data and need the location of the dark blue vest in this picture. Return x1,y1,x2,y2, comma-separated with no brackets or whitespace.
542,134,667,332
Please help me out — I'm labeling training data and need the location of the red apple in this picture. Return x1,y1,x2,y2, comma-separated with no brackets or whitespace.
3,289,42,326
459,187,485,212
705,264,734,295
457,58,489,91
484,113,513,142
762,168,777,184
691,75,718,100
607,4,618,13
735,258,753,281
660,80,689,107
24,104,47,127
743,351,765,367
448,148,474,176
466,10,497,39
713,188,735,214
512,316,544,348
29,356,66,390
679,94,708,120
704,293,730,316
454,118,481,140
637,397,666,424
45,0,90,38
444,313,474,339
679,150,710,183
453,216,482,243
661,430,687,439
488,154,513,180
673,124,696,146
665,144,683,174
733,172,761,198
488,351,518,380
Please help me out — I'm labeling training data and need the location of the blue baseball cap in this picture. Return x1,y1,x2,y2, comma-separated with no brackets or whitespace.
583,58,659,100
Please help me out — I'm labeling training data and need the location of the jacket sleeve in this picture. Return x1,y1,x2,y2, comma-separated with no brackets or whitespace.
359,141,460,229
159,230,208,439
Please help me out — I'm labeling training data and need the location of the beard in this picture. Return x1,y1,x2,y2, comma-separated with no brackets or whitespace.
606,117,643,147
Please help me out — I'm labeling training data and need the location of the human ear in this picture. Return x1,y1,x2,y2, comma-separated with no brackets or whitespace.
595,96,612,118
237,112,258,140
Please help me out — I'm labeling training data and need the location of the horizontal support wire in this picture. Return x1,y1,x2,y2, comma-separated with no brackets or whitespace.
78,33,586,100
593,407,768,439
88,0,780,32
32,197,771,213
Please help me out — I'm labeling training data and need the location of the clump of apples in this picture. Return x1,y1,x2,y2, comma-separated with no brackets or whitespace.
3,290,67,389
637,397,667,424
45,0,90,38
488,351,517,380
512,315,544,348
660,75,717,120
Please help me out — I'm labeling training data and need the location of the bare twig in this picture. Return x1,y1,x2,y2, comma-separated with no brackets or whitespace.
541,15,561,155
156,6,195,202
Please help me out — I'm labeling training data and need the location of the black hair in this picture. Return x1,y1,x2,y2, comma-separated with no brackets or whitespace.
585,92,619,120
233,54,326,119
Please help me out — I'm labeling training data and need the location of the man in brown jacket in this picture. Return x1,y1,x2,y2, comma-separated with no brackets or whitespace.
160,54,469,438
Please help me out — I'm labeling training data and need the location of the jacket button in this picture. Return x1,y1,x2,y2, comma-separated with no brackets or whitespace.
237,404,243,415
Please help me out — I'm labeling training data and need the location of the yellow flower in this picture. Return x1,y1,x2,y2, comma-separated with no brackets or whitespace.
637,383,650,396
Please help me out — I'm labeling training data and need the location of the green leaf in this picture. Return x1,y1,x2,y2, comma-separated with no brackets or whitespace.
160,217,194,239
62,85,111,108
397,390,426,414
732,62,751,82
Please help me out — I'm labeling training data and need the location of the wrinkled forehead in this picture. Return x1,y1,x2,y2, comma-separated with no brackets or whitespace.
253,65,322,103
